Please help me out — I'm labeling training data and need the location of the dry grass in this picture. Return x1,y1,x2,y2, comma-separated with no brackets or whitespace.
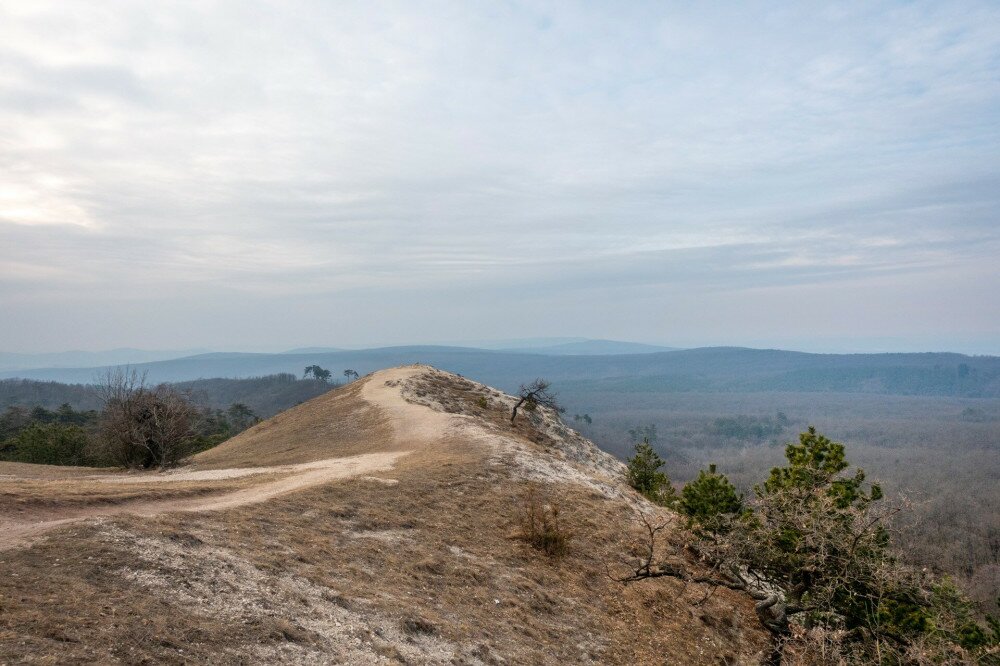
0,460,115,480
192,379,395,469
400,370,561,447
0,454,769,664
516,484,573,558
0,473,282,513
0,365,772,664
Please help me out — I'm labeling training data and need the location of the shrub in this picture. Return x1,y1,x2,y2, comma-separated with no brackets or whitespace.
615,428,1000,663
517,486,572,558
710,428,995,661
402,617,437,636
0,423,95,466
96,368,197,469
510,379,562,423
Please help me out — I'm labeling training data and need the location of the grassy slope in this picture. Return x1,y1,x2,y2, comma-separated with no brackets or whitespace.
0,368,770,665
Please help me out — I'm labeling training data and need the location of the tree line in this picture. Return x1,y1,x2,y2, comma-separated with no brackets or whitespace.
0,362,357,468
0,368,261,468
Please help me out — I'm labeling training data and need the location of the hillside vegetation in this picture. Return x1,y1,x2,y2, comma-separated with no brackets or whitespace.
0,372,340,468
567,388,1000,616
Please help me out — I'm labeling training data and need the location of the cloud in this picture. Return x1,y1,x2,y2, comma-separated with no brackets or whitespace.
0,1,998,352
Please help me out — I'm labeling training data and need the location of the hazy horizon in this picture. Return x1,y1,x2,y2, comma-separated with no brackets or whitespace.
3,2,999,355
2,334,999,359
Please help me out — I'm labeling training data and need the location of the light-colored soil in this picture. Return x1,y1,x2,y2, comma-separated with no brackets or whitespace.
0,451,407,552
0,364,771,664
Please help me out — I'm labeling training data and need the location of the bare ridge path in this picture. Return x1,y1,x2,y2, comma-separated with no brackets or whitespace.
0,368,440,552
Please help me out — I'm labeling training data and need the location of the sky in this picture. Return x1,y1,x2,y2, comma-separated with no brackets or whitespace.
1,1,999,355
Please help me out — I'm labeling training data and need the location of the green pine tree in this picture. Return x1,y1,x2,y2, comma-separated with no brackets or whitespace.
680,463,744,533
626,438,676,506
761,426,882,507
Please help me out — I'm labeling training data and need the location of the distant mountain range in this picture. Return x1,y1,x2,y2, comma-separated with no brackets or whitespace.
0,348,211,373
2,345,997,398
0,338,671,373
496,339,677,355
281,347,345,355
446,337,678,354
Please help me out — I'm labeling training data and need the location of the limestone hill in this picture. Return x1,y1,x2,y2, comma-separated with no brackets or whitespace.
0,365,770,664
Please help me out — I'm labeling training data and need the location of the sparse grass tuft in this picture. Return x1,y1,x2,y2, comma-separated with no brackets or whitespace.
517,485,572,558
402,617,437,636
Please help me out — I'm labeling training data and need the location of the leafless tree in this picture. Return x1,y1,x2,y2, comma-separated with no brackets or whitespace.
96,367,196,469
510,379,562,424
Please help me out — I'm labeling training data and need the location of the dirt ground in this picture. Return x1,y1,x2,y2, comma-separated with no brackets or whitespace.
0,365,771,664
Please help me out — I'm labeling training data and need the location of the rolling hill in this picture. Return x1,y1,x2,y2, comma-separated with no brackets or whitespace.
0,366,770,664
3,346,998,398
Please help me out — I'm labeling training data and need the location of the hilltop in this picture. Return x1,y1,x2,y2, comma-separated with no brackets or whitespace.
0,366,770,664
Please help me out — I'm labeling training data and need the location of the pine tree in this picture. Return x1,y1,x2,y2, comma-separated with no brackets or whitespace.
625,438,676,506
680,463,744,533
761,426,882,507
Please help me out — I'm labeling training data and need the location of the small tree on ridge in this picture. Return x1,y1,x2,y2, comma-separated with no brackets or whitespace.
625,438,676,506
510,379,562,424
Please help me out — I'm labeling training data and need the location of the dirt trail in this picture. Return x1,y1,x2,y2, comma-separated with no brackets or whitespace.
359,365,457,444
359,366,516,456
0,370,453,552
0,452,407,551
88,457,387,484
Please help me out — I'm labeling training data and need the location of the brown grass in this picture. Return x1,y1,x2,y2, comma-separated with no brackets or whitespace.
0,460,116,479
402,370,564,448
517,484,573,558
191,379,395,469
1,451,770,664
0,366,771,664
0,473,282,514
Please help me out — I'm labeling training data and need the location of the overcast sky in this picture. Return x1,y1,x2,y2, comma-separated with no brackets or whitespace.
2,1,998,354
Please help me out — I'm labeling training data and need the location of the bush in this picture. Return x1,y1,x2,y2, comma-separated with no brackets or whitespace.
626,439,677,506
679,463,744,533
517,486,572,558
0,423,97,466
0,395,247,468
96,369,197,469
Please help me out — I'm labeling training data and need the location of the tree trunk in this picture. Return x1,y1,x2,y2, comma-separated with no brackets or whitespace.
510,397,527,423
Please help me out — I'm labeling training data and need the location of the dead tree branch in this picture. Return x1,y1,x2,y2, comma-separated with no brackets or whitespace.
510,379,562,423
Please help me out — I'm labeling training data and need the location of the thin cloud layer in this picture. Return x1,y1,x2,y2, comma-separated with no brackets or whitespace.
1,1,998,353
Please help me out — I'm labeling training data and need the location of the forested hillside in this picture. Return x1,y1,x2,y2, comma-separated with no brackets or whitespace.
1,374,338,418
